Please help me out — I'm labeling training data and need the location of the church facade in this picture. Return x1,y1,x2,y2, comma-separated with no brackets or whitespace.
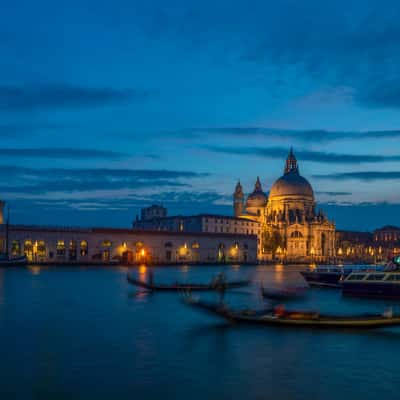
234,149,336,262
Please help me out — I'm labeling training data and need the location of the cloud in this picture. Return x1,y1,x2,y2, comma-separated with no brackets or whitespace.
187,127,400,142
205,145,400,164
316,191,352,196
314,172,400,181
0,122,68,137
0,84,156,111
0,166,209,195
138,1,400,110
356,80,400,109
0,148,128,160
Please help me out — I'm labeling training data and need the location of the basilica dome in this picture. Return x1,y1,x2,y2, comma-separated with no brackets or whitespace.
269,172,314,199
269,149,314,200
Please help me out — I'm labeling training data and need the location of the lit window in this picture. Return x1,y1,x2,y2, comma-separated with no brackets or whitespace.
80,240,88,256
56,240,66,257
37,240,46,257
11,240,21,256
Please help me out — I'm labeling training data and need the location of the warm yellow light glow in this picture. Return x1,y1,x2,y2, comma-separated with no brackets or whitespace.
310,247,315,256
139,264,147,278
337,247,343,256
140,248,145,257
230,244,239,257
139,264,146,273
179,245,188,257
29,266,41,275
275,263,284,272
122,242,127,249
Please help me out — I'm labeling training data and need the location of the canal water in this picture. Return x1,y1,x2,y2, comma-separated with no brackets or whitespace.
1,264,399,399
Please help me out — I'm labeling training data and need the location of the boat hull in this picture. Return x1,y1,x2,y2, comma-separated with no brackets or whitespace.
343,282,400,299
261,286,307,301
300,271,343,288
127,275,250,291
0,256,28,267
184,298,400,329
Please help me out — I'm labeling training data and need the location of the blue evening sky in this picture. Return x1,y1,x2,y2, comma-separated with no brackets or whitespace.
1,0,400,230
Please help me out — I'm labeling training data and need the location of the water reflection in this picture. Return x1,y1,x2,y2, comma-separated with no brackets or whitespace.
0,269,4,305
28,266,41,275
2,264,400,400
138,264,147,280
180,265,189,273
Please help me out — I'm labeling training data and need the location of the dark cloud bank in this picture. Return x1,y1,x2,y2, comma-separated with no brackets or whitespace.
188,127,400,143
0,166,209,194
0,148,128,160
205,145,400,165
0,84,155,111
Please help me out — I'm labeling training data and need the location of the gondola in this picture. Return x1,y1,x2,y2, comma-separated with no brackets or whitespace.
127,274,251,291
183,296,400,329
0,255,28,267
260,285,307,301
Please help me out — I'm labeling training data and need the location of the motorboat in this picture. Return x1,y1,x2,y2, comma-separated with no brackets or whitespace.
300,267,348,288
301,265,385,288
343,257,400,298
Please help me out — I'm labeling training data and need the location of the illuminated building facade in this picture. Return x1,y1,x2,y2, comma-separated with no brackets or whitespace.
234,149,336,262
133,214,260,236
0,224,257,264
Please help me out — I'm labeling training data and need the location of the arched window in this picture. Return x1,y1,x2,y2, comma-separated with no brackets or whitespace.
80,240,88,256
11,240,21,257
37,240,46,257
291,231,303,238
69,240,77,260
191,242,200,249
218,243,226,262
102,240,112,248
56,240,66,257
24,240,33,261
321,233,326,256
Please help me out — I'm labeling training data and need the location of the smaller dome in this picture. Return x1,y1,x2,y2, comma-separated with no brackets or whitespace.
246,177,267,208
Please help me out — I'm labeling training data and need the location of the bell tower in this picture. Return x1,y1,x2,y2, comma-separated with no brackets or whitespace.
284,147,299,175
233,180,244,217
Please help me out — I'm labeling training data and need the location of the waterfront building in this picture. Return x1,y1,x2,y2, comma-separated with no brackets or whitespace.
374,225,400,244
335,230,375,263
373,225,400,259
334,227,400,264
0,223,257,265
133,213,260,235
140,204,167,221
234,149,336,262
133,214,261,257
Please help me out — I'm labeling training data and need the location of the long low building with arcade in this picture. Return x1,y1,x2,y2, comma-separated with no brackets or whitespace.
0,222,257,265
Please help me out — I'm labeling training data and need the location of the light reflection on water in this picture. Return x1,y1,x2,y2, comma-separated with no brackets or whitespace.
0,264,400,400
